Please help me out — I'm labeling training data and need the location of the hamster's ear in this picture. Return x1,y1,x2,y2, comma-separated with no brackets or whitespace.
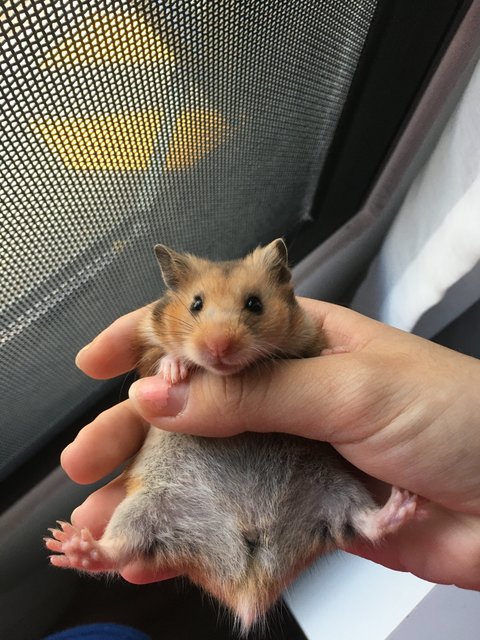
154,244,191,289
260,238,291,283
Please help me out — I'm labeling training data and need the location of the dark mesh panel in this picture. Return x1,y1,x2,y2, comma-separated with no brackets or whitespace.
0,0,378,479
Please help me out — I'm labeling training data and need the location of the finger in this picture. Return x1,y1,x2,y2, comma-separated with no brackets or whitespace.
61,399,148,484
120,560,179,584
127,354,389,444
75,306,151,379
71,476,126,538
126,330,480,511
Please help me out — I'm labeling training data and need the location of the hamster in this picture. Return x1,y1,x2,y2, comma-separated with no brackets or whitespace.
46,239,419,633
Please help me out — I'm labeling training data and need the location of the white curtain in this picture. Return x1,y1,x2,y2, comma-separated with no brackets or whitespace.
352,55,480,337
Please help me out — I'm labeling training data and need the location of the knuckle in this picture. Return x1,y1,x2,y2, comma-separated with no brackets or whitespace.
222,375,248,424
205,373,252,433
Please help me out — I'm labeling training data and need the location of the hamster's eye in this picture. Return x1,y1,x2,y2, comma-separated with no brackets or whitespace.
191,295,203,312
245,295,263,314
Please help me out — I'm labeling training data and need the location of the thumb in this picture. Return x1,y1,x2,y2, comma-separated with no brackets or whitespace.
128,354,387,445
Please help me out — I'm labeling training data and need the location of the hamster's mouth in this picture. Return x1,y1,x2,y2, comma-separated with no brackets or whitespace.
193,344,260,376
198,354,255,376
205,361,245,376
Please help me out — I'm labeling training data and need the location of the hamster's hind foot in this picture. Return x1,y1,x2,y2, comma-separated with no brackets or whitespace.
353,487,419,542
45,521,118,572
376,487,418,534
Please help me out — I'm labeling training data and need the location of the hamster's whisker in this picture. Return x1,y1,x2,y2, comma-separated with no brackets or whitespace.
165,327,194,336
236,308,243,330
117,372,135,400
249,343,280,359
160,310,195,330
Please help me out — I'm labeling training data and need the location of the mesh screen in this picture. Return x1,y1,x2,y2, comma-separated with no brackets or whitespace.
0,0,378,479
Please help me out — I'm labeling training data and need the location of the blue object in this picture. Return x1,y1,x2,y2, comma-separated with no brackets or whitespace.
44,623,152,640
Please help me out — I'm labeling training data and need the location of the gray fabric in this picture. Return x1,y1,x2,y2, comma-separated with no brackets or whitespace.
412,260,480,339
352,49,480,333
0,0,378,479
294,1,480,306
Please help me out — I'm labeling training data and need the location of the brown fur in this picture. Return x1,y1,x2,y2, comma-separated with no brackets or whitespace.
136,240,324,379
125,475,144,496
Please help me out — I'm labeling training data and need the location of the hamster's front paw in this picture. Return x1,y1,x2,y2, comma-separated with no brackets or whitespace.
157,354,189,384
45,521,116,572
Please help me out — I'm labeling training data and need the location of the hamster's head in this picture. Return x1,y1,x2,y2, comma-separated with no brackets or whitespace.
148,239,316,375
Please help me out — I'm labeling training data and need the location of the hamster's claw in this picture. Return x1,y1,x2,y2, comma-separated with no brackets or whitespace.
157,354,189,385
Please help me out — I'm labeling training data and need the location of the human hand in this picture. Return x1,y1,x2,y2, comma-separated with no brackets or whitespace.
63,298,480,588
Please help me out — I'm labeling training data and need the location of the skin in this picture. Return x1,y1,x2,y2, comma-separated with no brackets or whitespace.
63,298,480,589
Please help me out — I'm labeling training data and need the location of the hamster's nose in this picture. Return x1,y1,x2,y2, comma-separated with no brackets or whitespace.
203,333,233,358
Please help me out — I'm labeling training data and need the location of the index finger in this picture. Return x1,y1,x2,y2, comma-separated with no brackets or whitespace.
74,299,327,380
75,305,151,379
76,299,387,381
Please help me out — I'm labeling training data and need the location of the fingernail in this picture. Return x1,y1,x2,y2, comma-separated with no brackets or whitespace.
75,334,102,364
70,507,80,526
75,342,92,366
129,378,189,417
60,442,72,465
75,343,92,367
